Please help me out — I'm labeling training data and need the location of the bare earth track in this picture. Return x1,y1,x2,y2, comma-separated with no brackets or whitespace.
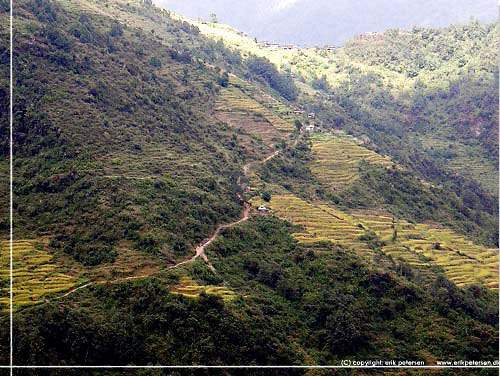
167,202,251,272
54,140,293,300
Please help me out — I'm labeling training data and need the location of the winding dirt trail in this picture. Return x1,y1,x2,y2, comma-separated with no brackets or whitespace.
57,202,252,300
167,202,251,272
170,144,283,272
55,135,301,300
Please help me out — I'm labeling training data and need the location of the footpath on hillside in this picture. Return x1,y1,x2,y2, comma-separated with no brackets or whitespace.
55,133,302,300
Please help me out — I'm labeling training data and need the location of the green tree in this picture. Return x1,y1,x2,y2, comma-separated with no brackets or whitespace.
218,71,229,87
149,56,162,68
261,191,271,202
295,119,303,131
311,74,330,92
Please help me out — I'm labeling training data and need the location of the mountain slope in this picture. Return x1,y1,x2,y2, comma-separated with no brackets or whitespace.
178,12,499,243
0,0,498,369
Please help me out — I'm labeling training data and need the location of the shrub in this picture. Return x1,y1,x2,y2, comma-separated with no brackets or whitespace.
218,71,229,87
149,56,162,68
261,191,271,202
109,22,123,37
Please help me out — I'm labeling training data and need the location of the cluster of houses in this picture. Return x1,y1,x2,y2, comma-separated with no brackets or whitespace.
291,110,319,132
293,109,316,119
258,42,298,50
258,42,337,52
354,32,385,41
310,45,337,52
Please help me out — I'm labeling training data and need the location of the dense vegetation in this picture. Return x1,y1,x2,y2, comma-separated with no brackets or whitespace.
11,0,255,265
257,139,315,194
7,278,301,366
208,217,498,362
1,217,497,368
246,56,298,101
0,2,8,234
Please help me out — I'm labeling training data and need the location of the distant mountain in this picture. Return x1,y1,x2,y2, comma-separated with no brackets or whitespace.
155,0,497,46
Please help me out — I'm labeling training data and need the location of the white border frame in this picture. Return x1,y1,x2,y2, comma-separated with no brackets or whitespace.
9,0,13,372
5,0,500,373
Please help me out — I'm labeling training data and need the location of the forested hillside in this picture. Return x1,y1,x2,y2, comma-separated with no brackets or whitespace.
0,0,497,371
0,2,8,234
179,14,499,247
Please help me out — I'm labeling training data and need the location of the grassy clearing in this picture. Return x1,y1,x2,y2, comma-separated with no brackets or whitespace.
0,239,78,311
309,134,394,190
170,276,237,302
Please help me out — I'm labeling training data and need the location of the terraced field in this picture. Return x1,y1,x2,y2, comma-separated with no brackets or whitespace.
0,239,78,311
251,194,498,288
215,111,282,147
101,143,207,181
420,137,498,195
216,75,296,133
229,75,297,120
393,230,496,288
309,134,394,190
171,276,237,302
347,211,498,288
447,156,498,195
251,194,374,262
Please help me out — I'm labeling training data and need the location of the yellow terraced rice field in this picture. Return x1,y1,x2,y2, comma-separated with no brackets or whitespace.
171,276,237,302
348,211,499,288
252,193,498,288
0,239,77,311
216,76,295,132
252,194,374,261
309,134,394,190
